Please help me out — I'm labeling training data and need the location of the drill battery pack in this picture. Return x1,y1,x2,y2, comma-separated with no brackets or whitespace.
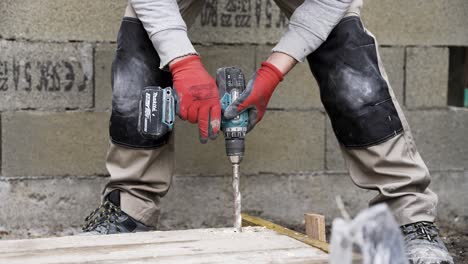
138,86,175,139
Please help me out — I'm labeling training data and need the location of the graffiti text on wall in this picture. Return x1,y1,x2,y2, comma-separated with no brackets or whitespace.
0,59,88,92
200,0,288,28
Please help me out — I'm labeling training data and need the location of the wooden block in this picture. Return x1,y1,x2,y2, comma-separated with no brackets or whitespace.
305,213,326,243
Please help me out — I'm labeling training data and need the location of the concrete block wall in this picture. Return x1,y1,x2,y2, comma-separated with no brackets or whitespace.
0,0,467,238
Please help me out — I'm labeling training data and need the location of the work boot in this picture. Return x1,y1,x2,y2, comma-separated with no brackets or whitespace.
401,222,454,264
81,190,154,235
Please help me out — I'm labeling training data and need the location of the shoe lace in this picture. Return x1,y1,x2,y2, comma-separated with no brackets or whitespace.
401,222,438,242
82,201,124,233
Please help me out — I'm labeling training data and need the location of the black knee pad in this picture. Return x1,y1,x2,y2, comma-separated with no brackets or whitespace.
110,17,173,149
307,16,403,148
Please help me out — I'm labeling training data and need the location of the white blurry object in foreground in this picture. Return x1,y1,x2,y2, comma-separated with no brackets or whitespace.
330,204,409,264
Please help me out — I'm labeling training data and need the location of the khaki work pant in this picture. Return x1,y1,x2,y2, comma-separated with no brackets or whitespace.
103,0,438,227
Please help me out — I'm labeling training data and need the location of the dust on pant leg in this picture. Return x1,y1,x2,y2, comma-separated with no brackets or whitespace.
110,17,173,149
307,16,403,148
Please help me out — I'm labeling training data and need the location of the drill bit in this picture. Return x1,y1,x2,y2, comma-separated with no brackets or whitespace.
232,163,242,232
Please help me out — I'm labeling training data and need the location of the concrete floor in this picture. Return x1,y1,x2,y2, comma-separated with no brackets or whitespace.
0,227,329,264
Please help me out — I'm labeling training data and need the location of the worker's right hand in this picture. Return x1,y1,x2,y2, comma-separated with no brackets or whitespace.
224,62,283,132
169,55,221,143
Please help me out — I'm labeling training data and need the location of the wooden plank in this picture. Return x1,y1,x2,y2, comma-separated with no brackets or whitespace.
305,213,326,243
0,227,276,253
242,213,330,253
0,227,329,264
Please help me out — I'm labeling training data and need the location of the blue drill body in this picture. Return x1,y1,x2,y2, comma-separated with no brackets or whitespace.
216,67,249,161
220,93,249,138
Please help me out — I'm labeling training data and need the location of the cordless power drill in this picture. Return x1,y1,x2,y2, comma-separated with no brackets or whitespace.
216,67,249,232
137,67,249,232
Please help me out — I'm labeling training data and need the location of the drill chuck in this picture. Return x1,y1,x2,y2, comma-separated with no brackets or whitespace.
225,138,245,164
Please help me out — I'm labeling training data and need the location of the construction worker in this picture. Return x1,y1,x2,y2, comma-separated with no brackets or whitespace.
82,0,453,263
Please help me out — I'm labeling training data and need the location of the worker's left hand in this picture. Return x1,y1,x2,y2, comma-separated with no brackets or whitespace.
224,62,283,132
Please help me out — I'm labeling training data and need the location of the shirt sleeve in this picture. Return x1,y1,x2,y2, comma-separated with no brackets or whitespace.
272,0,353,62
130,0,198,68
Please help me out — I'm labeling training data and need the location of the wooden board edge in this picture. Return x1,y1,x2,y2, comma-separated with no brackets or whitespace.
241,213,330,253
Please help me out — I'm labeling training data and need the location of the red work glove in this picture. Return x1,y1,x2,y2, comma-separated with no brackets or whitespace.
170,55,221,143
224,62,283,132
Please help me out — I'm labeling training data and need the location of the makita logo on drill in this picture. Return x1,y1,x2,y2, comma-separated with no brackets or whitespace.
144,93,151,131
152,92,158,112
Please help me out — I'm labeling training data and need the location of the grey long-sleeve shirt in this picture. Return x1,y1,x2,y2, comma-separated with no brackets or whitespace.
130,0,198,68
130,0,356,68
273,0,355,62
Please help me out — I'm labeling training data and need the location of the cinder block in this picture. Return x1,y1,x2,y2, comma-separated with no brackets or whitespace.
0,0,126,42
175,110,325,175
0,177,106,238
189,0,286,44
160,175,234,229
256,45,321,110
174,118,229,176
363,0,468,46
379,47,405,105
407,109,468,170
405,47,449,108
243,110,325,173
0,40,93,110
196,45,256,78
1,112,110,177
94,43,116,111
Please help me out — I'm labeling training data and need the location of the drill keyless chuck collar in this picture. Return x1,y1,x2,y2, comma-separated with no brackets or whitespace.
225,138,245,163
